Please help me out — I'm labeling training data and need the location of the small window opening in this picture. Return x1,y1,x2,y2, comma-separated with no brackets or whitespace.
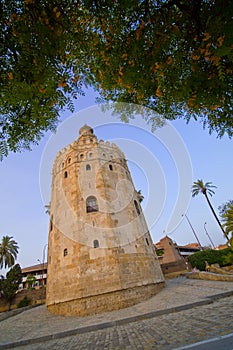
93,240,99,248
64,171,68,178
86,164,91,171
64,248,68,256
109,164,113,171
68,157,71,164
134,200,140,215
80,154,84,159
86,196,99,213
89,152,93,157
50,215,53,231
146,238,149,246
62,162,64,168
90,138,93,143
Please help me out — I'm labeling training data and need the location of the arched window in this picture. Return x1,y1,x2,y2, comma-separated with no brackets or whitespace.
109,164,113,171
134,200,140,215
86,164,91,171
64,248,68,256
86,196,99,213
64,171,68,178
68,157,71,164
93,239,99,248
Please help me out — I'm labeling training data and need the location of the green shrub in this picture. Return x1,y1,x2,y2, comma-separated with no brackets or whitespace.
223,251,233,265
17,296,31,308
188,248,233,271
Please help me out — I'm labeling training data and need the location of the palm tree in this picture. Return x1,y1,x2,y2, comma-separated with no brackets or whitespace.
192,180,228,241
0,236,19,269
222,205,233,247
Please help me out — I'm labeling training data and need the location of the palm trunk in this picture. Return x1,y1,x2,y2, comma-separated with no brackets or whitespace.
205,193,230,243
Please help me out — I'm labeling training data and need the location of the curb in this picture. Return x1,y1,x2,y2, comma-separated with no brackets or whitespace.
1,290,233,349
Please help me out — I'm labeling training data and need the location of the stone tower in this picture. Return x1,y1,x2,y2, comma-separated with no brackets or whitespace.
46,125,164,316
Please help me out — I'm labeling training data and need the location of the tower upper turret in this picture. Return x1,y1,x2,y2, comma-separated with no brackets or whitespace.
79,124,94,136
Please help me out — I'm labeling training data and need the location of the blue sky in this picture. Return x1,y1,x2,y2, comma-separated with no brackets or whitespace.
0,88,232,269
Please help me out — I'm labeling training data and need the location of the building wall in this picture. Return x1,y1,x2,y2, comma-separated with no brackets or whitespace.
46,126,164,316
155,236,183,265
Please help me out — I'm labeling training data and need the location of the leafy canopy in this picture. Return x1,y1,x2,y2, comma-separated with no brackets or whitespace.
26,274,36,289
1,264,22,306
218,200,233,217
188,248,233,271
221,204,233,247
1,0,233,159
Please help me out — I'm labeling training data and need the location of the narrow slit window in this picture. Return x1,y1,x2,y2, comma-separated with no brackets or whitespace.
50,215,53,231
146,237,149,246
64,171,68,178
134,200,140,215
64,248,68,256
109,164,113,171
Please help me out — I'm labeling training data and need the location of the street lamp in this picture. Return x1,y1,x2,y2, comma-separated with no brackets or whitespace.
204,222,215,249
183,214,203,250
42,244,48,286
37,244,48,286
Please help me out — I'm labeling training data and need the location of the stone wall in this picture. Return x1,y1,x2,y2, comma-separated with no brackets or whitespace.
0,287,46,312
47,282,164,316
160,260,188,275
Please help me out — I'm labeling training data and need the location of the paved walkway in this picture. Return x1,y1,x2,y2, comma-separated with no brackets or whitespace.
1,277,233,349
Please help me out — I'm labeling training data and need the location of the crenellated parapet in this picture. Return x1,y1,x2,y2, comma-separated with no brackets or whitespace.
52,132,126,176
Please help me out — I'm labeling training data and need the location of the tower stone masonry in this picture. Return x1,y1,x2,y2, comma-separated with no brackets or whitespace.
46,124,164,316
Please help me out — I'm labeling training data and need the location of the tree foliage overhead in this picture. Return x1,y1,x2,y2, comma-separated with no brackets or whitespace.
1,0,233,159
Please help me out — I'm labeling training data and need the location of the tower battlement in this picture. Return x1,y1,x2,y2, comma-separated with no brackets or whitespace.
52,133,125,176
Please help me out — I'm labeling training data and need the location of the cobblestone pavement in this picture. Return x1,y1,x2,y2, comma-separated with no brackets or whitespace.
1,277,233,349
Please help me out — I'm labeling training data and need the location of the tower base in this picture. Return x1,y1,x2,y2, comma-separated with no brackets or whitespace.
47,282,165,316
